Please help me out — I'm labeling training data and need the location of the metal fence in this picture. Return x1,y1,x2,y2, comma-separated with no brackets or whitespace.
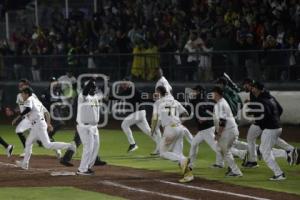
1,49,300,82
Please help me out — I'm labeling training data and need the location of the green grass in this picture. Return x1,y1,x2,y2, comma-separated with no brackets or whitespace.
0,125,300,196
0,187,125,200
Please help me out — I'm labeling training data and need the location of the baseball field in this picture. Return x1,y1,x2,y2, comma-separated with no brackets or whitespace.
0,125,300,200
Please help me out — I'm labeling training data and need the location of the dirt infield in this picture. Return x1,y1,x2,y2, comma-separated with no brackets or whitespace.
0,156,299,200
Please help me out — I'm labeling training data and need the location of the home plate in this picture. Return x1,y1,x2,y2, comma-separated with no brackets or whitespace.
50,171,76,176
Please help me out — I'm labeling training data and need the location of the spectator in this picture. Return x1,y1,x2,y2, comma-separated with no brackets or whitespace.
144,39,160,80
183,31,202,81
1,0,300,82
131,40,146,80
198,33,213,81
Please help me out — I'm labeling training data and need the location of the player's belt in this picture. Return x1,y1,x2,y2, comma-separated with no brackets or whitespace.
170,123,180,127
79,123,97,126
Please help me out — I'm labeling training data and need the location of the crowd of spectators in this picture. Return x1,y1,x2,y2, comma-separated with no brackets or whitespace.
1,0,300,81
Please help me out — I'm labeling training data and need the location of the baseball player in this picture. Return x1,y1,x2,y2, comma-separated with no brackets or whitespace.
151,86,190,174
188,85,224,166
14,87,76,170
211,86,243,177
155,68,193,144
242,79,297,168
14,79,61,158
216,76,250,155
16,79,61,158
76,78,103,175
252,82,292,180
0,137,13,157
117,80,160,154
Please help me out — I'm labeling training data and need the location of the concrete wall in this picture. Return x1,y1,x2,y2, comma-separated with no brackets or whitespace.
1,81,299,125
239,92,300,125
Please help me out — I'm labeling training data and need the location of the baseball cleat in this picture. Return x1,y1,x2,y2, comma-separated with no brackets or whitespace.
76,170,94,176
60,159,74,167
88,169,95,174
243,161,259,168
6,145,14,157
211,164,224,169
179,171,194,183
269,173,286,181
225,171,243,177
15,160,28,170
127,144,138,153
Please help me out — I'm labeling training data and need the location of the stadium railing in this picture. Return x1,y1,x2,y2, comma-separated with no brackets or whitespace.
0,49,299,82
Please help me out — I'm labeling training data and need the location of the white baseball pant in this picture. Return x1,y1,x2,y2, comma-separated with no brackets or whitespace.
247,124,294,162
189,127,224,167
22,120,72,166
15,117,31,133
218,127,242,175
260,128,283,176
159,124,187,166
77,124,100,172
121,110,161,152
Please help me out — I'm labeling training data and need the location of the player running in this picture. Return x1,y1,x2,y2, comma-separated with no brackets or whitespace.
252,82,293,180
117,80,160,154
14,79,61,158
211,86,243,177
151,86,190,174
242,79,297,168
155,68,193,144
14,87,76,170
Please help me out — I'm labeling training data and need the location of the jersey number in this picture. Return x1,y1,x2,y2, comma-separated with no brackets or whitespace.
165,106,177,116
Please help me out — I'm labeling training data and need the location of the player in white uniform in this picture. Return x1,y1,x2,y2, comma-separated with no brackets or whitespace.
117,81,160,154
76,79,102,175
155,68,193,144
151,86,190,173
212,86,243,177
14,79,61,158
14,87,75,170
